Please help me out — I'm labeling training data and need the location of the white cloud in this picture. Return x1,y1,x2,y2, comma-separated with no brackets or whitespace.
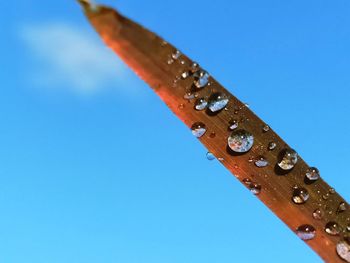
20,22,138,95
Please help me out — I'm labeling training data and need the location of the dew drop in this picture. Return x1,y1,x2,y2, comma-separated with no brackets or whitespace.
184,92,195,100
172,50,181,60
255,156,269,168
312,208,324,220
167,58,174,65
178,104,185,109
337,202,347,213
194,98,208,111
191,122,207,138
181,71,189,79
262,124,270,132
249,182,262,195
337,238,350,263
193,69,210,89
229,119,239,130
325,221,342,236
190,62,199,73
228,129,254,153
329,188,336,194
296,224,316,240
209,132,216,138
292,187,309,204
268,142,277,151
277,149,298,170
208,93,229,112
206,152,215,161
305,167,320,181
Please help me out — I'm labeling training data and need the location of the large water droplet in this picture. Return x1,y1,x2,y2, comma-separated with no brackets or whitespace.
325,221,342,236
277,149,298,170
208,93,229,112
292,187,309,204
337,238,350,263
296,224,316,240
305,167,320,181
312,208,324,220
255,156,269,168
193,69,210,89
191,122,207,138
228,129,254,153
206,152,215,161
194,98,208,111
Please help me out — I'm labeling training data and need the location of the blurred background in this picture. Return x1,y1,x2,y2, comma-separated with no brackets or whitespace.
1,0,350,262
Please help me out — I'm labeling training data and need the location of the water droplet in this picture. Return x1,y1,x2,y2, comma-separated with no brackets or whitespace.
337,238,350,263
313,208,324,220
338,202,347,213
347,224,350,232
268,142,277,151
322,193,329,200
181,71,189,79
277,149,298,170
184,92,195,100
296,224,316,240
229,119,238,130
193,69,210,89
255,156,269,168
190,62,199,73
262,124,270,132
208,92,229,112
228,129,254,153
243,178,252,185
218,157,225,161
209,132,216,138
167,58,174,65
172,50,181,60
178,103,185,109
206,152,216,161
249,182,262,195
325,221,342,236
180,60,185,65
305,167,320,181
191,122,207,138
329,188,336,194
161,40,168,47
292,187,309,204
194,98,208,111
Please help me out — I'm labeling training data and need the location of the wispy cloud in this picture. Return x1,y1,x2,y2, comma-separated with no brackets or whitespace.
20,22,138,95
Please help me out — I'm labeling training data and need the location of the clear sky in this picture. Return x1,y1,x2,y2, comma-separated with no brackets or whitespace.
1,0,350,262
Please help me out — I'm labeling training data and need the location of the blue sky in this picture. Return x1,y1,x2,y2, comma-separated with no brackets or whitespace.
1,0,350,262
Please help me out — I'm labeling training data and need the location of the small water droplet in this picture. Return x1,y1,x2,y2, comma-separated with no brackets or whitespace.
228,129,254,153
167,58,174,65
262,124,270,132
249,182,262,195
347,224,350,232
161,40,168,47
180,60,185,65
337,238,350,263
194,98,208,111
206,152,216,161
190,62,199,73
181,71,189,79
277,149,298,170
193,69,210,89
329,188,336,194
209,132,216,138
305,167,320,181
208,92,229,112
178,103,185,109
255,156,269,168
218,157,225,161
184,92,195,100
191,122,207,138
313,208,324,220
325,221,342,236
296,224,316,240
323,193,330,200
229,119,238,130
172,50,181,60
268,142,277,151
244,102,250,108
338,202,347,213
292,187,309,204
